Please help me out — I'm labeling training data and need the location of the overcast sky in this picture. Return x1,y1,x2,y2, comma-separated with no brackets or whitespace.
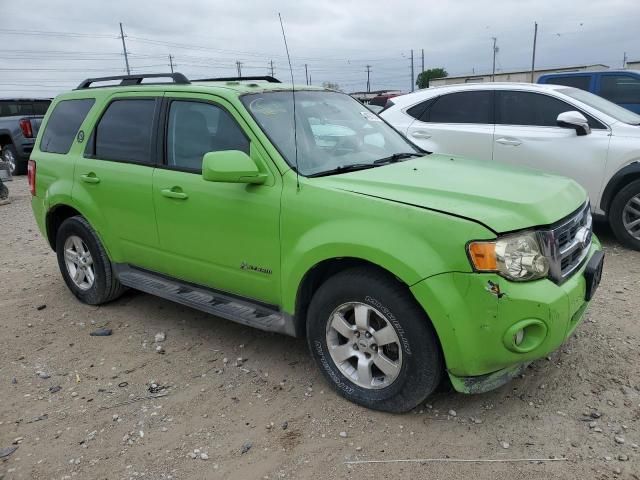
1,0,638,97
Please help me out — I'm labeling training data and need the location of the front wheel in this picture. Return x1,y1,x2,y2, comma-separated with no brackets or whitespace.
306,267,443,412
56,216,125,305
609,179,640,251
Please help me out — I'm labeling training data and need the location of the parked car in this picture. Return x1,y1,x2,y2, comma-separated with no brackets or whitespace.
381,82,640,250
538,70,640,114
29,73,603,412
0,98,51,175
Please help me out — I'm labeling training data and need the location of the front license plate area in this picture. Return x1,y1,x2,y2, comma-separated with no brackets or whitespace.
584,251,604,302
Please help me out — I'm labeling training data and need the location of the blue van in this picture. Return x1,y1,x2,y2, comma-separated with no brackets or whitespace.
538,70,640,114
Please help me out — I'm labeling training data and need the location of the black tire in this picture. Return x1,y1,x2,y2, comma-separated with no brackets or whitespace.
609,179,640,251
1,144,25,176
0,179,8,200
306,267,443,413
56,216,126,305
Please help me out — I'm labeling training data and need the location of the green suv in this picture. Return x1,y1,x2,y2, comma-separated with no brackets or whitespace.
29,73,604,412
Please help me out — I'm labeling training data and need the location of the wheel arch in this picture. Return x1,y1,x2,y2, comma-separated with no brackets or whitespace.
291,257,439,342
600,161,640,213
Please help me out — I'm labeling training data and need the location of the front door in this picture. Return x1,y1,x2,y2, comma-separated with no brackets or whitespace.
492,90,611,207
152,94,282,305
73,94,162,268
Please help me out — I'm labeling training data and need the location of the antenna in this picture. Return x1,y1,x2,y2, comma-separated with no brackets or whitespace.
278,13,300,191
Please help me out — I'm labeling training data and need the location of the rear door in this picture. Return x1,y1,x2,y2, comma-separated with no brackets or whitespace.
492,90,610,205
152,93,282,304
405,90,495,160
596,72,640,113
73,93,162,268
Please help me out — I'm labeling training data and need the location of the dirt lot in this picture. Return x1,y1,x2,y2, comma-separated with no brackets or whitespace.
0,177,638,480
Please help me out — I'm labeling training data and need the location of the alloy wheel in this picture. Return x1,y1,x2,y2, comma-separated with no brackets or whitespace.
2,148,16,175
63,235,95,290
623,194,640,240
325,302,403,389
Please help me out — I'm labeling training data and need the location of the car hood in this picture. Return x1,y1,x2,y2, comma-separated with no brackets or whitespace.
314,154,587,233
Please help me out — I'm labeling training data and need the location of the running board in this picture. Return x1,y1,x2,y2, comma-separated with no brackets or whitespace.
114,264,296,336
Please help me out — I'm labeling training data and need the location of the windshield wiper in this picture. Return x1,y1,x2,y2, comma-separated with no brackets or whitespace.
307,163,379,178
373,152,424,164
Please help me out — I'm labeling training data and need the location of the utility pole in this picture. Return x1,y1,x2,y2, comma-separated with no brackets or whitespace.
168,54,175,73
119,22,131,75
236,61,242,77
623,51,628,68
304,64,309,85
269,60,275,77
491,37,497,81
530,22,538,82
365,65,371,93
410,49,415,92
421,48,425,75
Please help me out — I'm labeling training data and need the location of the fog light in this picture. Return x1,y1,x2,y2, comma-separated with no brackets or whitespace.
503,319,548,353
514,329,525,346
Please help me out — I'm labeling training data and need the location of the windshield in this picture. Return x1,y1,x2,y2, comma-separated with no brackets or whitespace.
558,87,640,125
241,90,421,176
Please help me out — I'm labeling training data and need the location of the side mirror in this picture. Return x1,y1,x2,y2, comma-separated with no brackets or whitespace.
202,150,267,184
557,111,591,136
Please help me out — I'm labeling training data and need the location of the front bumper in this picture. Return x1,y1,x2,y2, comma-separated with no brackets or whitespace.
410,238,602,392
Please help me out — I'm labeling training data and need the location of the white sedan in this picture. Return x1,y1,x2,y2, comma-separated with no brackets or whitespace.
381,82,640,249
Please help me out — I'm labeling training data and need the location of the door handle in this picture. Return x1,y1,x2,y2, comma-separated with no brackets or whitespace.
411,130,432,139
80,173,100,184
161,188,188,200
495,137,522,146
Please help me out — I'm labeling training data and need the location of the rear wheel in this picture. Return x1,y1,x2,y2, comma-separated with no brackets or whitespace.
306,267,442,412
1,144,24,176
56,216,125,304
609,179,640,251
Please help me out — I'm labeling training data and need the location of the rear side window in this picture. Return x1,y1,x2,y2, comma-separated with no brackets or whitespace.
543,75,591,91
600,75,640,104
40,99,94,154
423,91,492,124
91,99,156,164
0,100,51,117
406,98,437,120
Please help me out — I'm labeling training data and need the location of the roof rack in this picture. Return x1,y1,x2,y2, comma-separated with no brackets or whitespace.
76,72,190,89
192,76,281,83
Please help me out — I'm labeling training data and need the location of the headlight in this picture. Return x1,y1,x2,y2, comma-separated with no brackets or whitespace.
468,232,549,282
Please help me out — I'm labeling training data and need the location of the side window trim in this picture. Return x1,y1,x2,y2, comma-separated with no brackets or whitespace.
495,90,608,130
83,96,161,166
158,97,251,175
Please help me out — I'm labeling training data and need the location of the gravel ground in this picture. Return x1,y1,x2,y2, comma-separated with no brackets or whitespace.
1,177,638,480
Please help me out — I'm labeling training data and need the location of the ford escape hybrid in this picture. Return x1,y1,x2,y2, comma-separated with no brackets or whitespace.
29,73,604,412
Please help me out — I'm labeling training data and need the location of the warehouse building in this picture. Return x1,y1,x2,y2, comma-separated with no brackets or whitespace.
430,63,609,86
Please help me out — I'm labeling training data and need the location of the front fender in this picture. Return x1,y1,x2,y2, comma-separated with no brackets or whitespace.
279,185,493,315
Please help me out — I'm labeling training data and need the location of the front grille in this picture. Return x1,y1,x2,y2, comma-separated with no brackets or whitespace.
538,202,592,284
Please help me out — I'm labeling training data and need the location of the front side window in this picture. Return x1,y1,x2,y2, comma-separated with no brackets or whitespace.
242,90,420,176
92,99,156,164
497,91,586,127
39,99,94,154
425,91,492,124
544,75,591,91
166,101,249,172
600,75,640,104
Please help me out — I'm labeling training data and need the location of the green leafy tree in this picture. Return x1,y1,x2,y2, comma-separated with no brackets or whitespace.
416,68,448,89
322,81,341,91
